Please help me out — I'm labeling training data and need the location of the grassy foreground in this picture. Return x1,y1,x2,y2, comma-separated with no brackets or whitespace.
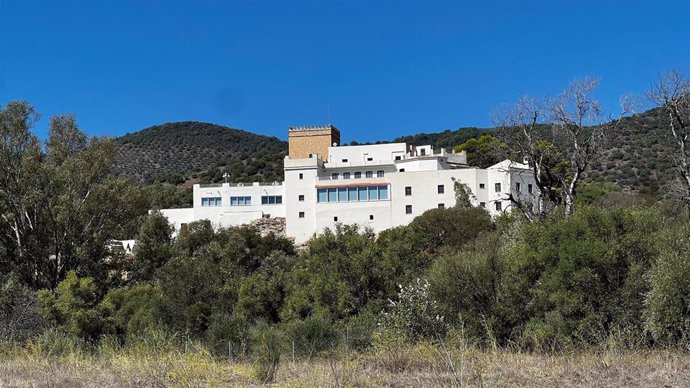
1,341,689,387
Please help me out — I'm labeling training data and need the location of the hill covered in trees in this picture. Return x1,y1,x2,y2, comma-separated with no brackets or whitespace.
113,121,288,184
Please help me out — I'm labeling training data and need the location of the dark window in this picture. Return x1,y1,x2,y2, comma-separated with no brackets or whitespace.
333,216,338,222
354,172,362,179
343,172,351,179
399,168,405,172
438,203,445,209
369,214,374,220
298,195,304,201
405,205,413,214
405,186,412,196
299,211,305,218
495,201,502,211
480,202,486,208
528,184,533,194
261,195,282,205
299,173,303,180
495,183,501,192
377,170,384,177
420,148,426,156
479,183,485,189
342,159,348,162
516,182,521,192
367,157,373,161
437,184,445,194
331,172,339,180
395,155,402,160
365,171,373,178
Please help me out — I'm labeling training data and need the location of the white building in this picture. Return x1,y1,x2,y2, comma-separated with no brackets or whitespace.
159,125,536,244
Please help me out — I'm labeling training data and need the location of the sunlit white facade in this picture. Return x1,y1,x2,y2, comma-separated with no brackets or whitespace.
159,126,537,244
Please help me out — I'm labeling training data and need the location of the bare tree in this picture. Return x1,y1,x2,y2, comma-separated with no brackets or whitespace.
648,70,690,207
496,77,632,219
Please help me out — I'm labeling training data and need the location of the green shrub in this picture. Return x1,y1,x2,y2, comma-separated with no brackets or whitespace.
644,223,690,344
250,321,285,383
284,315,338,358
0,273,44,343
379,278,447,341
428,232,505,342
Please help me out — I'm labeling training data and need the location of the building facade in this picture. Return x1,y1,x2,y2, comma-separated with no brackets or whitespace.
159,125,537,244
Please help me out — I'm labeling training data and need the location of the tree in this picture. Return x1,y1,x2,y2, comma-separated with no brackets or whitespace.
131,211,174,282
496,78,632,219
453,135,509,168
648,70,690,207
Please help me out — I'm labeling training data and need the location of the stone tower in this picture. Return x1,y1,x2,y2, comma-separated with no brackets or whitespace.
288,125,341,161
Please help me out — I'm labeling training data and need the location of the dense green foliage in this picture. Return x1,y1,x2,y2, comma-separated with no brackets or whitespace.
114,121,287,184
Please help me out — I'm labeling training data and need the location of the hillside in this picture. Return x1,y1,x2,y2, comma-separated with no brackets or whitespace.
114,108,677,195
113,122,288,184
395,108,676,194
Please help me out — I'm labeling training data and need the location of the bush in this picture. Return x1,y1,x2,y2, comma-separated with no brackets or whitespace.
284,315,338,358
495,207,663,348
250,321,285,383
428,232,505,342
38,271,111,343
379,278,447,341
0,273,44,343
644,223,690,344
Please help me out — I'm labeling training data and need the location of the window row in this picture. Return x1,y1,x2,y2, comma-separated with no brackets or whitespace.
230,196,252,206
261,195,283,205
201,197,222,207
330,170,385,180
317,185,389,203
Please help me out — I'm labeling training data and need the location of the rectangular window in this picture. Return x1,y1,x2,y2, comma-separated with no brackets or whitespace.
528,184,533,194
317,189,328,203
202,197,221,207
405,205,412,214
369,186,378,200
377,170,385,178
338,188,348,202
437,184,445,194
334,216,338,222
480,202,486,208
358,186,368,201
365,171,373,178
367,157,373,161
395,155,402,161
516,182,521,192
479,183,485,189
369,214,374,220
495,201,502,211
331,172,339,180
495,183,501,192
230,196,251,206
342,159,348,163
399,168,405,172
299,211,305,218
328,188,337,202
299,173,303,180
354,172,362,179
343,172,351,179
405,186,412,196
438,203,445,209
298,194,305,201
261,195,282,205
378,185,389,200
348,187,358,201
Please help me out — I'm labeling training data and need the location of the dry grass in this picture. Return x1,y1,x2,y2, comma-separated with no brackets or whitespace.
1,342,689,387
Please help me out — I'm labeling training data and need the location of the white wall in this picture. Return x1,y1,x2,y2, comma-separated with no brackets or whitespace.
328,143,407,164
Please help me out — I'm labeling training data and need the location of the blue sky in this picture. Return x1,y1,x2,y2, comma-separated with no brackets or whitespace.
1,0,688,143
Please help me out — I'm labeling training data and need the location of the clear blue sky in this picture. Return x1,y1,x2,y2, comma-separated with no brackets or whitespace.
1,0,688,143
